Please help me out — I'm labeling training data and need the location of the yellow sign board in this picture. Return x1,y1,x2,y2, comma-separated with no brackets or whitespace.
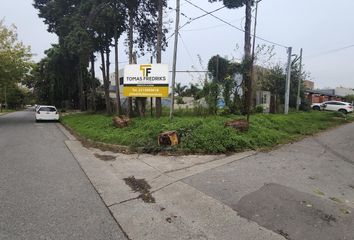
123,64,169,98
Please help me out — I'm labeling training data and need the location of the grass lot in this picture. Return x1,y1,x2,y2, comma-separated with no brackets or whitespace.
0,109,15,115
61,111,353,154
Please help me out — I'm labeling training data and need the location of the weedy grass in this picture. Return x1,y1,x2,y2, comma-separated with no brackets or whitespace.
61,111,353,154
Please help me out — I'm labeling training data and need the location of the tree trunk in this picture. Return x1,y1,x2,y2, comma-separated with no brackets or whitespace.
114,31,122,115
127,9,134,117
244,0,253,121
105,44,112,114
90,53,96,112
155,0,163,118
78,62,85,111
4,85,7,110
100,48,111,115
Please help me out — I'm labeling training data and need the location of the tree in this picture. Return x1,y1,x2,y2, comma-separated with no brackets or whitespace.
205,55,242,114
175,83,187,97
29,45,86,108
0,20,32,109
258,64,284,113
34,0,91,111
209,0,254,119
33,0,167,116
259,63,304,113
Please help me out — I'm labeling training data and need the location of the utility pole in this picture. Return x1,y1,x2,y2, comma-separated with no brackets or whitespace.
169,0,180,120
296,48,303,111
284,47,292,114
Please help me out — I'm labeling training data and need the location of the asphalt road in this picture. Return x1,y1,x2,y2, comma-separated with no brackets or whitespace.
0,110,127,240
184,122,354,240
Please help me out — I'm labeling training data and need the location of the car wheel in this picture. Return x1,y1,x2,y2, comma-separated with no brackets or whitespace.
313,106,321,111
339,109,347,114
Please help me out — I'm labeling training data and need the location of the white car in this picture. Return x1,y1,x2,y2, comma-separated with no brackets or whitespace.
311,101,353,114
35,105,60,121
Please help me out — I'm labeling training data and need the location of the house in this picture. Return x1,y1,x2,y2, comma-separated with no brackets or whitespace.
304,80,314,90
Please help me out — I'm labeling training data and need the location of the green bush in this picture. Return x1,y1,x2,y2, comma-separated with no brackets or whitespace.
254,105,264,113
300,99,311,112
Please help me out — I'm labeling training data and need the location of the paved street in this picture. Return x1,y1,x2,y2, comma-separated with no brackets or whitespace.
184,123,354,240
0,110,127,240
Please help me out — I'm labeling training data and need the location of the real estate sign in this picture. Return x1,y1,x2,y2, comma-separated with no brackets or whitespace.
123,64,169,98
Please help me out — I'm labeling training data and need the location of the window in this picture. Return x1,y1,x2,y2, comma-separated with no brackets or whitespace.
39,107,56,112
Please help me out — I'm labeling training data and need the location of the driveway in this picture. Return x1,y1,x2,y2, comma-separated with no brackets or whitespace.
0,110,127,240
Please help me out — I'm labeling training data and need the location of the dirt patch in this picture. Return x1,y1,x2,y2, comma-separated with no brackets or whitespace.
94,153,116,161
123,176,155,203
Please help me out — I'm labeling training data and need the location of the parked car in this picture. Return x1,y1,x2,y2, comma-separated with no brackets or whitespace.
311,101,353,114
35,105,60,122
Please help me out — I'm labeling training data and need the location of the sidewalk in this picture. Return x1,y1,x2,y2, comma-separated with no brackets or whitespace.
58,124,285,240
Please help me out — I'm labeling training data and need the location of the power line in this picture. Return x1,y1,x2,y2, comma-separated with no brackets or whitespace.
181,17,245,32
305,44,354,59
184,0,288,49
178,32,198,69
166,6,226,42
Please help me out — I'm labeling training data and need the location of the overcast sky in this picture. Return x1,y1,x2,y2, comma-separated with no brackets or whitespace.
1,0,353,89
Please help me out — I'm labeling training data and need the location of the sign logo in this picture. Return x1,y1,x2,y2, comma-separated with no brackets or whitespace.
140,65,152,77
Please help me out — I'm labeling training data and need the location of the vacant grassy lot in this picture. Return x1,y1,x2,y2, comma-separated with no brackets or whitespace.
0,109,15,116
61,111,353,154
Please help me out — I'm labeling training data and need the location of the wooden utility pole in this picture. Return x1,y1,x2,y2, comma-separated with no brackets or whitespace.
169,0,181,120
155,0,163,118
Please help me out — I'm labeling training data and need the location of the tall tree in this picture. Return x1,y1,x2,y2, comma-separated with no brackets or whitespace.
0,20,32,108
33,0,89,110
209,0,254,119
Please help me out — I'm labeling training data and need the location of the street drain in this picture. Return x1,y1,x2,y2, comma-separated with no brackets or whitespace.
123,176,155,203
94,153,116,161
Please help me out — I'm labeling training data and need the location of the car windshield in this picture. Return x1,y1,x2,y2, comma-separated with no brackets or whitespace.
39,107,56,112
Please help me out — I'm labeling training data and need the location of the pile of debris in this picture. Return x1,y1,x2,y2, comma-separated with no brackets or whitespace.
225,119,249,132
112,116,132,128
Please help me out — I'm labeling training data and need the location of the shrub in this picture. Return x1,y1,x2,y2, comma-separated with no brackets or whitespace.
254,105,264,113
